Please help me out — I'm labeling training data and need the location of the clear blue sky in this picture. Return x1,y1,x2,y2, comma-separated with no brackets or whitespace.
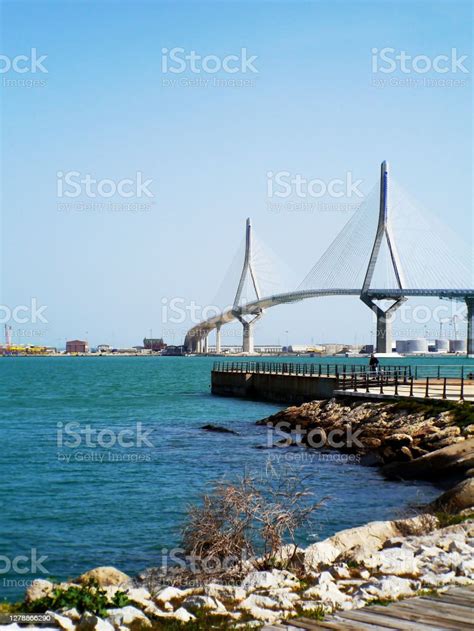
1,0,472,348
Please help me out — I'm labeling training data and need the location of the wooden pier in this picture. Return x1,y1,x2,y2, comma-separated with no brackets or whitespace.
265,585,474,630
211,361,474,404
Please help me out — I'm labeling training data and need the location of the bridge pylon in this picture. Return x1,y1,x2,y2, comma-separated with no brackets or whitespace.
360,161,407,353
467,297,474,357
232,218,263,354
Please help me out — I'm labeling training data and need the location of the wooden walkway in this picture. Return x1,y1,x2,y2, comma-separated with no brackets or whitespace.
265,585,474,630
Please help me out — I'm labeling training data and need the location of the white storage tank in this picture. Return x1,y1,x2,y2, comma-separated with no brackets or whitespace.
406,338,428,354
396,340,408,353
435,339,449,353
449,339,466,353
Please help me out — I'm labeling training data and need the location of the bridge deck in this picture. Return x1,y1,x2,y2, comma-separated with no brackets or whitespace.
264,585,474,630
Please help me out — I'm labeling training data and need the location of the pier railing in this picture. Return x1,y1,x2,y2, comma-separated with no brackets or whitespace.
212,361,474,379
212,361,474,401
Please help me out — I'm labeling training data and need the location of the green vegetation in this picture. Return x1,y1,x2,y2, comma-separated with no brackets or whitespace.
0,602,23,614
435,511,474,528
136,612,258,631
346,560,361,569
415,589,440,598
366,597,394,607
391,399,474,428
26,580,130,617
296,605,325,621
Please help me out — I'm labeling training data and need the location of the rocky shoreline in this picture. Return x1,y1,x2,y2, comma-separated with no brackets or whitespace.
4,397,474,629
6,513,473,630
258,397,474,512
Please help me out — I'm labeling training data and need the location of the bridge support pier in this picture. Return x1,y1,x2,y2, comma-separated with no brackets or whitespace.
236,313,262,354
203,335,208,354
361,298,406,354
467,297,474,357
215,324,222,354
376,308,394,354
242,321,254,354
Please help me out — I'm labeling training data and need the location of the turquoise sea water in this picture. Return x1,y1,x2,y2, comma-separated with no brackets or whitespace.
1,355,471,601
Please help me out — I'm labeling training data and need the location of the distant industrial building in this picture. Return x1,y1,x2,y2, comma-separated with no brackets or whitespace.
395,338,467,354
97,344,112,353
162,345,185,356
143,338,166,351
66,340,88,353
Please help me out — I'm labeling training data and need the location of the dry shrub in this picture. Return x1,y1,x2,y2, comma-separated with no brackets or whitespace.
180,469,325,582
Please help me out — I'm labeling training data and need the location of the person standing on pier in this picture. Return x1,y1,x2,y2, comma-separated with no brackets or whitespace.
369,353,379,374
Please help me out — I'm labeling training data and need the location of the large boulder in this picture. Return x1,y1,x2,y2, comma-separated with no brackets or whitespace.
77,567,131,587
304,514,436,572
357,576,418,601
363,547,419,576
241,571,280,592
77,613,115,631
383,438,474,481
106,606,151,629
25,578,54,602
431,477,474,513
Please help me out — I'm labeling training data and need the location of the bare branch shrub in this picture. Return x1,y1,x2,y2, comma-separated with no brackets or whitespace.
180,468,326,582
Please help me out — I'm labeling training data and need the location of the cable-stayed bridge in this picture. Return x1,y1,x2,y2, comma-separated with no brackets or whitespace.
184,161,474,356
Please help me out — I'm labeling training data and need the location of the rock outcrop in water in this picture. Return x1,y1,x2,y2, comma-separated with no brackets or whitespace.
257,398,474,466
258,397,474,516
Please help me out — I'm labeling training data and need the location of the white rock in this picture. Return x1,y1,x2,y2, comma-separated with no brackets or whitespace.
173,607,196,623
125,588,163,615
205,583,247,602
459,558,474,575
304,540,340,570
299,600,326,613
77,613,115,631
241,571,279,591
416,544,443,559
182,594,227,613
303,581,349,609
364,548,419,576
449,540,474,555
420,570,456,587
61,608,81,621
433,550,464,571
358,576,417,600
155,586,185,604
330,563,351,580
240,593,295,612
270,568,300,588
238,601,281,623
46,612,76,631
106,606,151,629
25,578,54,602
316,570,335,585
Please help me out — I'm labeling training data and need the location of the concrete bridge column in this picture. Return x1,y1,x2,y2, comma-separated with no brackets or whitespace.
467,297,474,357
242,321,254,354
203,335,208,354
215,324,222,354
376,310,393,354
196,338,202,354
